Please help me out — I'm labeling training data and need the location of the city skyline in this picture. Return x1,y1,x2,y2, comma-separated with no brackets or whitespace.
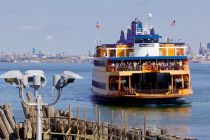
0,0,209,55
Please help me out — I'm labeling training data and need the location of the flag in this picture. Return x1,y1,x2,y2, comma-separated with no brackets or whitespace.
171,20,175,26
96,22,100,29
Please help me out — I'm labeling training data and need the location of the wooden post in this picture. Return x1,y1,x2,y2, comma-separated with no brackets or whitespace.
95,105,98,122
77,106,80,121
23,119,27,139
76,106,80,137
3,104,16,132
61,120,64,133
121,110,124,128
102,122,108,139
125,112,128,139
144,115,147,139
68,105,71,128
125,112,127,129
110,110,113,125
0,110,13,134
66,105,72,139
48,107,50,130
97,108,101,139
133,112,136,128
93,105,98,139
25,92,36,138
31,106,35,138
15,123,20,139
23,119,32,139
110,110,114,139
21,102,29,118
120,110,124,140
0,113,9,139
84,107,87,140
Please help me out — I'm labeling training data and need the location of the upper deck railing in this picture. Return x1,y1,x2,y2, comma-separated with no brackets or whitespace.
107,60,189,72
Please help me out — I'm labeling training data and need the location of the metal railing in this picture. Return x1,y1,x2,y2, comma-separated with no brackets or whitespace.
107,63,187,72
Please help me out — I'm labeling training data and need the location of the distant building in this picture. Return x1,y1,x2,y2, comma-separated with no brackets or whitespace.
207,43,210,50
186,44,195,56
199,42,209,56
88,50,92,57
32,48,36,54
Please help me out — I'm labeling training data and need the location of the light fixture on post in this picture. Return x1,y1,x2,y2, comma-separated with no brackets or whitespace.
0,70,83,140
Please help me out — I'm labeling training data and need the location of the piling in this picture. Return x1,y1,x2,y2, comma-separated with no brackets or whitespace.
0,115,9,139
144,115,147,139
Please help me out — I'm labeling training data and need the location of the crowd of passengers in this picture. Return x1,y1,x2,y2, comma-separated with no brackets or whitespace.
109,60,184,71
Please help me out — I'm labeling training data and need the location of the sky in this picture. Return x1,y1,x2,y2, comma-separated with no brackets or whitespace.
0,0,209,55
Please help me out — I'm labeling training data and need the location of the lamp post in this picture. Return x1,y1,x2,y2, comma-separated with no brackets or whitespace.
0,70,83,140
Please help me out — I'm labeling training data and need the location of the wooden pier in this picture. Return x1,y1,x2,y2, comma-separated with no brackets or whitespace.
0,93,196,140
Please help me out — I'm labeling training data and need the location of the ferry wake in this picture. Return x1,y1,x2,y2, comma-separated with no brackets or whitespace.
91,16,193,104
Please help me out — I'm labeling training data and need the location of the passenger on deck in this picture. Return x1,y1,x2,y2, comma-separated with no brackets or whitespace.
179,60,183,70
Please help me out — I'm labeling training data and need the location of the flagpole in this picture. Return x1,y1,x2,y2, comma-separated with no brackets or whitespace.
171,20,176,42
173,25,176,42
96,22,101,46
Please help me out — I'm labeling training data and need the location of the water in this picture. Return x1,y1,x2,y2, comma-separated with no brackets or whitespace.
0,62,209,139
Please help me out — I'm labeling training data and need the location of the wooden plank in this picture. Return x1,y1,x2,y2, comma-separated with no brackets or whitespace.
15,123,20,139
0,109,13,134
3,104,16,132
0,112,9,139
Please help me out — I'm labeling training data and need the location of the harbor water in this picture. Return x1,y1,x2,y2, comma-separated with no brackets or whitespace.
0,62,209,139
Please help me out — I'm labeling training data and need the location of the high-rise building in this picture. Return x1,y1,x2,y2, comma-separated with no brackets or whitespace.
88,50,92,57
199,42,208,56
32,48,36,54
207,43,210,50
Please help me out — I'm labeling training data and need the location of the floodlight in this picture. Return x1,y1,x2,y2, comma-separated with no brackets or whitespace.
63,71,83,79
0,70,23,86
61,71,83,88
0,69,83,140
25,70,47,87
52,71,83,89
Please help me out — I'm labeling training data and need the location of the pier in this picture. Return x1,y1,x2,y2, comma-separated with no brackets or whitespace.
0,96,196,140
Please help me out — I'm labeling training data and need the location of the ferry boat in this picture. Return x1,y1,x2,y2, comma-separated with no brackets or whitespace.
91,18,193,104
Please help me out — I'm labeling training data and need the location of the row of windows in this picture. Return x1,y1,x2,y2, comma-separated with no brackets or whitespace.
135,39,158,43
94,60,106,67
92,80,106,89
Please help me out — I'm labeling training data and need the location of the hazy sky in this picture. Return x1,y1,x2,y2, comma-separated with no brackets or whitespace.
0,0,209,55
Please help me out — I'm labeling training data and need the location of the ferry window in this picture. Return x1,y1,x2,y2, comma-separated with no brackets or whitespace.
110,50,116,57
